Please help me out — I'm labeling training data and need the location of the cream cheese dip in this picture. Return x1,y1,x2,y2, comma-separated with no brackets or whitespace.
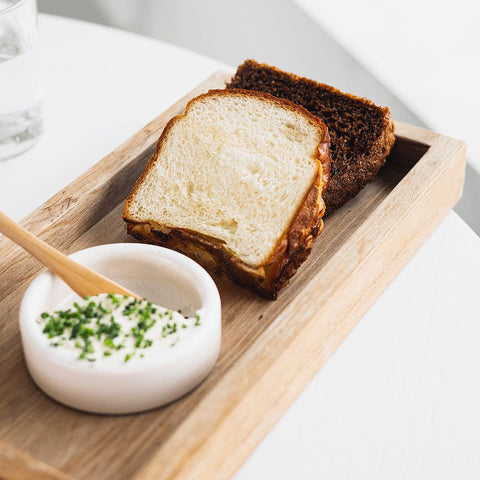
38,294,203,364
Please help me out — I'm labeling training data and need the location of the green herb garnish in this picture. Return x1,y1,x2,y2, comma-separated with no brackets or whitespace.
38,294,201,362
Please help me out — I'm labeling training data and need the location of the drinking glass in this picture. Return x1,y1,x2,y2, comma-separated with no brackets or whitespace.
0,0,42,160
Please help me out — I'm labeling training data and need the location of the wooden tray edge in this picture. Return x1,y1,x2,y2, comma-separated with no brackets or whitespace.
0,440,74,480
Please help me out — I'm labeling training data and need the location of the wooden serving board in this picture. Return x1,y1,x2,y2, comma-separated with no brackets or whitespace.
0,72,466,480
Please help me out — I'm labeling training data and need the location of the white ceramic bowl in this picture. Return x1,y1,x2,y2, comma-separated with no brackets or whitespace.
19,243,221,414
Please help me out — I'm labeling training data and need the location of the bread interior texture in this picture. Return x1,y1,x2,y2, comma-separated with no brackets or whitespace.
126,93,321,266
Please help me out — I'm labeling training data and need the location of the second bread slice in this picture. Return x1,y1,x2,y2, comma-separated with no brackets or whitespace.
123,89,330,299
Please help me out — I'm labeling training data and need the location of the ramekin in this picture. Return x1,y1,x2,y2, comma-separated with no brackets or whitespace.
19,243,221,414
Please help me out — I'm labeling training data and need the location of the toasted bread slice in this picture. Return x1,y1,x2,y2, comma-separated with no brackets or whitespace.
123,89,330,299
227,59,395,213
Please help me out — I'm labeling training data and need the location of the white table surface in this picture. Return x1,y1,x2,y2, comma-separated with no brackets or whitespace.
2,14,480,480
295,0,480,175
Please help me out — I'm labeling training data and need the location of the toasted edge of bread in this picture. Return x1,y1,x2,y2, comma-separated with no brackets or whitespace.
123,89,331,299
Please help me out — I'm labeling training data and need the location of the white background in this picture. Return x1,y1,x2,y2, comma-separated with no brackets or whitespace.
295,0,480,174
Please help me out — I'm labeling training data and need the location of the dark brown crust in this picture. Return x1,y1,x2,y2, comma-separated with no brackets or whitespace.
123,89,331,299
227,59,395,213
324,109,394,209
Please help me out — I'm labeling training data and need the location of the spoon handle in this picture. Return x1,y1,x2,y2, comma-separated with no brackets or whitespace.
0,211,140,299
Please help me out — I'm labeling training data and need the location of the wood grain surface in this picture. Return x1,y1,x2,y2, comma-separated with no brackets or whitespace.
0,72,466,480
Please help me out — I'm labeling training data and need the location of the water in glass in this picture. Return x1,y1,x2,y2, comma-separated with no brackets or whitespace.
0,0,42,160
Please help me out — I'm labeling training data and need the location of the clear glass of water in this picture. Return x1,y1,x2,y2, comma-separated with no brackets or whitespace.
0,0,42,160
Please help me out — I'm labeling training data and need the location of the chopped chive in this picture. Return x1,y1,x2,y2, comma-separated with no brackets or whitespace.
38,294,200,362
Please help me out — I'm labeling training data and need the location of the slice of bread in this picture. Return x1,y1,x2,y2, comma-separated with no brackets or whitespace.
227,59,395,213
123,89,330,299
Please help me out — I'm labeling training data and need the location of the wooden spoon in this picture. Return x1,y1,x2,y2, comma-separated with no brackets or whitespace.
0,210,140,299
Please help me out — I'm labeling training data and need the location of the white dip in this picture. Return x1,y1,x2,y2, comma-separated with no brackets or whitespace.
37,293,202,364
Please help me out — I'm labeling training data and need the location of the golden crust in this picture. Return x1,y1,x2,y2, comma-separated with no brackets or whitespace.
123,89,331,300
124,175,325,299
